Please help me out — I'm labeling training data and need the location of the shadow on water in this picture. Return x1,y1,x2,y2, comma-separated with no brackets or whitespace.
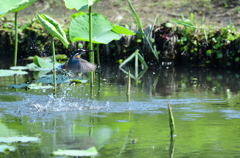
0,66,240,157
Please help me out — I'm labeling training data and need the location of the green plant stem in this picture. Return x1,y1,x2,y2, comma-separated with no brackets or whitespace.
127,0,144,36
52,38,57,93
89,6,94,86
168,104,175,138
14,12,18,66
96,44,100,67
127,70,131,101
135,52,138,78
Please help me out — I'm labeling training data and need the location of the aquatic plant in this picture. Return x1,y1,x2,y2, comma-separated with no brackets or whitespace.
168,104,175,138
64,0,135,86
0,0,37,66
119,49,148,80
127,0,160,60
36,14,69,91
172,15,240,67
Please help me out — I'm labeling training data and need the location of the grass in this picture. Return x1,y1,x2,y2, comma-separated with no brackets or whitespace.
0,0,238,28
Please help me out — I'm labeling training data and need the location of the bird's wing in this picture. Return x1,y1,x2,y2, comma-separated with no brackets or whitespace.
79,59,96,72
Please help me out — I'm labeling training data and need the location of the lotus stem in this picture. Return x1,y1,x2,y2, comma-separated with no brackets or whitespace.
169,136,175,158
135,52,138,78
89,6,94,86
96,44,100,67
168,104,175,138
52,38,57,93
127,70,131,101
14,12,18,66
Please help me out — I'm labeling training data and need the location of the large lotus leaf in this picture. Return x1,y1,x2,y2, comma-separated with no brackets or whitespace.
0,0,37,15
36,14,69,47
70,12,121,44
64,0,99,10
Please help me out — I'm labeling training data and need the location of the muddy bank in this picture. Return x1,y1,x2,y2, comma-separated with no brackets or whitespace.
0,21,240,69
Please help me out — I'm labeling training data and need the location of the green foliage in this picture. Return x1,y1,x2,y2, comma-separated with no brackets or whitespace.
36,14,69,48
0,0,37,15
33,56,53,69
70,12,134,44
112,25,135,36
64,0,99,10
174,17,240,66
127,0,144,35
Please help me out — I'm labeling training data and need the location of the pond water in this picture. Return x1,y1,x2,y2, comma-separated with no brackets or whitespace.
0,67,240,158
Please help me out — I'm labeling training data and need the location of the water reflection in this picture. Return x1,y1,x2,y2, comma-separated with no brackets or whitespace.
0,67,239,157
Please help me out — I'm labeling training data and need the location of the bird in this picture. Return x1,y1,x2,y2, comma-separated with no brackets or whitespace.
58,49,96,73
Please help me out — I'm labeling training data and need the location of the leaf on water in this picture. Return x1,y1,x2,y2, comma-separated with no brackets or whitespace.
0,70,28,77
53,147,98,157
0,144,16,153
36,14,69,47
26,63,51,72
37,75,70,84
25,56,61,71
10,66,29,70
9,83,29,89
33,56,53,68
0,0,37,15
0,136,40,143
70,12,121,44
27,83,53,90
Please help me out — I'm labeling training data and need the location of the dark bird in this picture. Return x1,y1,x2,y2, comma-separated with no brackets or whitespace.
59,49,96,73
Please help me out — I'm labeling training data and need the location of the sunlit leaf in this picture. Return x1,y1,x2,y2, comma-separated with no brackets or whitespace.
70,12,121,44
36,14,69,47
112,25,136,36
0,136,40,143
64,0,99,10
0,0,37,15
172,18,196,28
53,147,98,157
33,56,53,68
30,56,61,71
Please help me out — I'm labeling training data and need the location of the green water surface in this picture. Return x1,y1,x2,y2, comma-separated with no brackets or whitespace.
0,68,239,158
